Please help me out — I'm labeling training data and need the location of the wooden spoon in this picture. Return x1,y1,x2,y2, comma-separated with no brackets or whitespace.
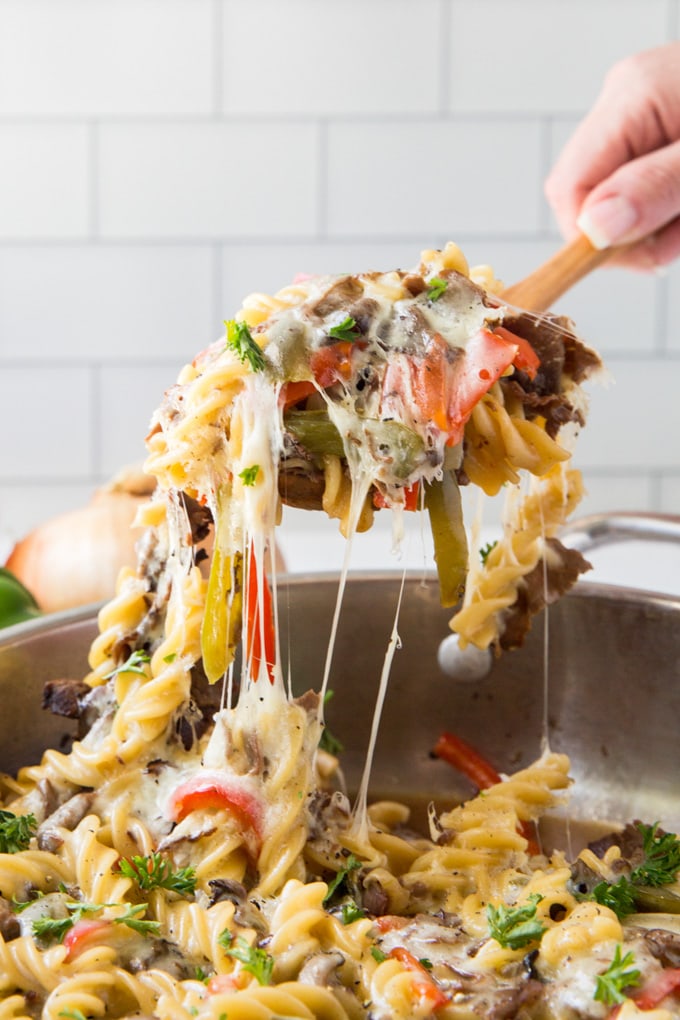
500,233,610,313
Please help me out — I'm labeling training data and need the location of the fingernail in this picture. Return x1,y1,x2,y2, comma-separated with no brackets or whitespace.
577,195,638,249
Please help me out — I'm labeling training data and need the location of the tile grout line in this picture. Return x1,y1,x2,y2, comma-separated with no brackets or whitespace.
438,0,452,116
89,121,99,239
90,362,102,480
213,0,224,116
317,120,328,240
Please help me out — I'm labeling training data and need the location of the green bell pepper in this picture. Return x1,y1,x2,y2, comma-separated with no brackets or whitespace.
0,567,41,629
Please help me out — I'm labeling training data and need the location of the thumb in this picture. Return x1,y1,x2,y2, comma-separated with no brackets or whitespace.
577,138,680,251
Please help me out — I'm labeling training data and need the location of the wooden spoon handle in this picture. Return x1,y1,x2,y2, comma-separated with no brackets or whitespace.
500,233,611,313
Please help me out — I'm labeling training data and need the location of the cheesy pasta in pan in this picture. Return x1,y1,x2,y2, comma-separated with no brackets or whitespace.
3,244,680,1019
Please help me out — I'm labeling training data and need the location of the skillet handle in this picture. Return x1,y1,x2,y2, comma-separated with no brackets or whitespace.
560,512,680,552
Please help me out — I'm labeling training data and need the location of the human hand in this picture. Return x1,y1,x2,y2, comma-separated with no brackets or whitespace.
545,42,680,271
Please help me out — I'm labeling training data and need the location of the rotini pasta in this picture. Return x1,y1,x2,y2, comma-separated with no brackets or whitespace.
3,243,677,1020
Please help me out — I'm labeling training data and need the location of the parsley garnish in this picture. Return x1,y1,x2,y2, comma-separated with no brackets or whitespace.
590,877,636,920
225,319,266,372
371,946,387,962
419,957,433,970
324,854,362,904
113,903,160,936
632,822,680,887
0,810,37,854
594,944,641,1005
116,852,196,897
59,1011,88,1020
217,927,234,950
319,690,343,755
225,936,273,985
195,966,210,983
480,540,497,565
340,901,365,925
32,914,74,944
103,649,150,681
238,464,260,487
319,726,344,756
427,277,447,302
328,316,360,342
487,893,546,950
163,653,177,663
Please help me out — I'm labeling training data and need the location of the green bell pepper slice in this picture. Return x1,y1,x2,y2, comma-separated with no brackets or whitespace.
0,567,41,629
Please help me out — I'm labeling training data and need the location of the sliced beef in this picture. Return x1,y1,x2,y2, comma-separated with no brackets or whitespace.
641,928,680,968
42,678,91,719
502,310,601,392
181,493,213,545
588,822,646,862
486,980,543,1020
278,465,326,511
505,380,582,439
307,277,379,337
499,539,591,651
0,897,20,941
37,791,95,852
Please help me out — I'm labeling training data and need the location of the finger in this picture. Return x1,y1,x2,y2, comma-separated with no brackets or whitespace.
606,214,680,272
545,49,674,238
576,139,680,252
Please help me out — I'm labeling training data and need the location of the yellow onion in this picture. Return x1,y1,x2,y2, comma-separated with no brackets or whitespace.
6,468,155,613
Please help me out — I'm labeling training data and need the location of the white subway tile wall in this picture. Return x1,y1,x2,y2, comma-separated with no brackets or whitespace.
0,0,679,575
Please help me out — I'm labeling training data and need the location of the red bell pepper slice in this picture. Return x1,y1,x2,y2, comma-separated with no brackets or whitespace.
373,482,420,512
207,973,245,994
310,341,357,388
246,544,276,684
389,947,449,1011
493,325,540,380
280,380,318,409
433,731,503,789
633,968,680,1010
64,919,111,960
433,732,540,855
168,773,264,858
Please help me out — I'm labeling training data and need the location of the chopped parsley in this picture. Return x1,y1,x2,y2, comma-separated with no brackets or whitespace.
371,946,387,962
238,464,260,487
631,822,680,887
116,852,197,897
419,957,433,970
225,936,273,986
487,893,546,950
59,1011,88,1020
324,854,362,904
32,914,75,944
112,903,160,936
594,944,641,1005
319,689,344,756
163,653,177,663
103,649,150,681
217,927,234,950
340,901,365,925
590,877,636,920
427,277,447,302
319,725,344,756
328,316,360,342
0,810,37,854
479,540,497,565
225,319,266,372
